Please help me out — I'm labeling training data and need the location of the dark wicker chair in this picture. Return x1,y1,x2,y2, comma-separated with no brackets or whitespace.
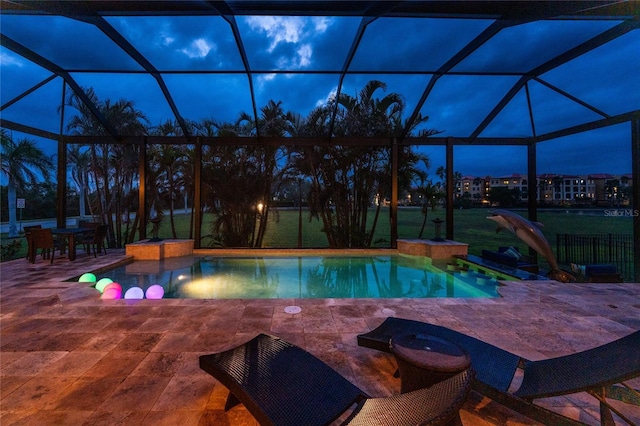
199,333,472,426
85,224,108,257
27,228,61,264
76,224,107,257
357,317,640,426
78,220,99,229
23,224,42,261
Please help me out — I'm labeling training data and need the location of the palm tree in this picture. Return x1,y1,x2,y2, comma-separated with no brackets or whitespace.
67,145,92,219
65,88,148,246
147,143,187,239
1,129,53,237
149,120,189,239
295,80,436,248
253,100,291,246
197,101,291,248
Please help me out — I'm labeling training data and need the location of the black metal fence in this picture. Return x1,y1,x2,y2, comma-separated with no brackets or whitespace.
556,234,634,282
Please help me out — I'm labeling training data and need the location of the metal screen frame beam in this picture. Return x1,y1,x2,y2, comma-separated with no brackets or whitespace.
632,118,640,282
24,0,193,138
469,18,639,141
208,1,261,139
0,35,120,139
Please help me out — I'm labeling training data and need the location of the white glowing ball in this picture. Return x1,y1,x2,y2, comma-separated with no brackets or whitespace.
95,278,113,293
101,282,122,300
145,284,164,299
124,286,144,300
79,273,97,283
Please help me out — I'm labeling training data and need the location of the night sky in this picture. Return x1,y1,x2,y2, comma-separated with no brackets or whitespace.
1,11,638,178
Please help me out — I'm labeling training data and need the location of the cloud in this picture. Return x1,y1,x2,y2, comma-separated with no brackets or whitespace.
296,44,312,67
161,34,175,46
317,87,338,107
256,73,277,91
243,16,330,69
246,16,305,51
0,52,24,67
180,38,215,59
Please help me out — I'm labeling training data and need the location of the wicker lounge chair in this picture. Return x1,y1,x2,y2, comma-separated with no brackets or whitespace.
199,333,472,426
357,317,640,426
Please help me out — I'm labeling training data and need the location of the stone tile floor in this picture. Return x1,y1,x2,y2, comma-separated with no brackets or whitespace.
1,250,639,425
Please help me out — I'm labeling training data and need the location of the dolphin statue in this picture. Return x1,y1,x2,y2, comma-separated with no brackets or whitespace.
486,209,575,283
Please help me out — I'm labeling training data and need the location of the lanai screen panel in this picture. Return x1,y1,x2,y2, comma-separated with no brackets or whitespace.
164,74,254,125
350,17,494,72
1,14,143,71
0,48,54,102
1,76,64,133
452,19,623,73
105,15,246,71
237,15,360,71
540,30,640,116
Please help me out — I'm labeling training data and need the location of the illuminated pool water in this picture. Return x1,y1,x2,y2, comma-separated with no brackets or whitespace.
86,255,501,299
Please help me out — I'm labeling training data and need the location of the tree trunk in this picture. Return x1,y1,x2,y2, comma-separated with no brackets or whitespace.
168,170,177,239
79,170,88,218
418,208,428,239
7,180,18,237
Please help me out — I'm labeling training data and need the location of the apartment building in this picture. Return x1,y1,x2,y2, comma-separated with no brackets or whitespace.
450,173,631,206
456,176,487,203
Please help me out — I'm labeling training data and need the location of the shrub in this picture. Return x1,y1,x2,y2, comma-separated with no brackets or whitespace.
1,239,22,261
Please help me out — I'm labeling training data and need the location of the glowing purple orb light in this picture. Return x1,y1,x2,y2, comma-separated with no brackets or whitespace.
145,284,164,299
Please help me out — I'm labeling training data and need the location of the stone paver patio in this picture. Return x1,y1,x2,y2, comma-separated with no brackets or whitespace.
1,250,639,425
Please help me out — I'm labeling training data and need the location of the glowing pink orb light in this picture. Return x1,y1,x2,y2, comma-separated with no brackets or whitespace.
101,282,122,300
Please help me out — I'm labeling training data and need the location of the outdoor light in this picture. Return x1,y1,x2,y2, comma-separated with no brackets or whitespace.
79,273,96,283
146,284,165,299
124,287,144,299
432,218,445,242
101,282,122,299
95,277,113,293
102,282,121,292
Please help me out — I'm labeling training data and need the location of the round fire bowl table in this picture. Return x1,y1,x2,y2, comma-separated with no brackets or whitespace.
390,333,471,393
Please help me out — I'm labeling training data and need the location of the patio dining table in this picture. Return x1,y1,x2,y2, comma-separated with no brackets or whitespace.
52,227,95,261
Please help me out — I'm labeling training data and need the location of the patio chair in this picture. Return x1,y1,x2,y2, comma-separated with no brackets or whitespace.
84,224,108,257
78,220,99,229
357,317,640,426
23,224,42,261
199,333,472,426
28,228,61,264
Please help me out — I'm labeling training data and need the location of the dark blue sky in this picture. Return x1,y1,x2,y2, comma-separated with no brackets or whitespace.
1,12,638,178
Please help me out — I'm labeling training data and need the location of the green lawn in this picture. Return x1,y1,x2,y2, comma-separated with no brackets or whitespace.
2,208,632,266
256,207,631,255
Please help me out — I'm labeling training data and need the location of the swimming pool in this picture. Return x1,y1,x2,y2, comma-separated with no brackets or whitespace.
86,254,501,299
